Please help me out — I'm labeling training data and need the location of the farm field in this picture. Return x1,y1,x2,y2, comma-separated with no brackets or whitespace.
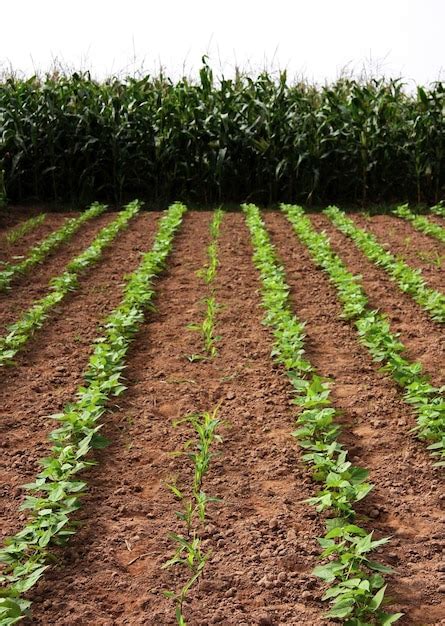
0,205,444,626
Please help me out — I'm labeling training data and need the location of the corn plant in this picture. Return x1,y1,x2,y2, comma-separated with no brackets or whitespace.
0,202,106,291
164,407,222,625
283,204,445,464
0,200,141,366
0,202,187,625
197,209,224,284
2,68,444,206
5,214,46,245
394,204,445,245
188,297,220,361
188,210,224,360
325,206,445,323
243,203,401,625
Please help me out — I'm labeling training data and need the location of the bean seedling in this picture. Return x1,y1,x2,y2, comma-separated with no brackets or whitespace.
5,214,47,245
243,203,401,625
0,202,187,625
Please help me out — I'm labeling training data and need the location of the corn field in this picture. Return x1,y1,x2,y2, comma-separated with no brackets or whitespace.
1,63,444,206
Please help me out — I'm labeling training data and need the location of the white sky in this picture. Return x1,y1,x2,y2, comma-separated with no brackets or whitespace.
2,0,444,85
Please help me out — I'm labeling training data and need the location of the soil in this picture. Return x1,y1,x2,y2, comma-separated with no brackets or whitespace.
0,213,75,265
352,214,445,296
0,207,43,232
429,214,445,230
0,211,118,328
0,210,444,625
0,213,160,538
313,214,445,388
264,211,445,626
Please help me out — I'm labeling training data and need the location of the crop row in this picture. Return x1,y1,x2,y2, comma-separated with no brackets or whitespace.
324,206,445,323
0,201,141,366
165,407,222,625
0,202,187,624
394,204,445,245
282,205,445,464
432,203,445,218
4,214,46,246
164,210,226,623
243,203,401,625
0,203,106,291
188,209,224,361
0,205,442,625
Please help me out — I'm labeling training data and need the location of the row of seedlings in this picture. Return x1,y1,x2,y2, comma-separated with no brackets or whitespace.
188,208,224,361
0,202,187,624
164,407,222,625
5,214,47,246
0,202,106,291
164,210,226,624
242,203,402,625
394,205,445,245
324,206,445,323
282,204,445,464
0,200,141,366
431,203,445,218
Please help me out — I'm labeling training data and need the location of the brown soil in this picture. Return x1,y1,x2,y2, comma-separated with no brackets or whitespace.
313,214,445,388
0,214,75,265
0,210,443,626
18,212,330,626
0,207,43,232
0,213,159,539
0,212,116,328
264,211,445,625
352,214,445,294
429,214,445,230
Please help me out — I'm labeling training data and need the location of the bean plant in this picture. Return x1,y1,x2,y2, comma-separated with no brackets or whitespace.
243,203,401,625
5,214,46,245
0,200,141,366
431,202,445,218
0,202,106,291
394,204,445,245
0,202,187,624
325,206,445,323
283,204,445,464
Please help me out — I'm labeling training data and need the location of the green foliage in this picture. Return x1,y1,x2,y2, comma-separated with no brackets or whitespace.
1,69,444,205
188,210,224,359
0,200,141,366
0,202,187,624
394,204,445,245
0,202,106,291
5,214,46,245
431,202,445,218
325,206,445,322
243,203,400,625
282,204,445,464
164,407,222,625
198,209,224,285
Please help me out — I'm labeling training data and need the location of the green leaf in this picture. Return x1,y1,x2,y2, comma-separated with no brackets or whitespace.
380,612,404,624
369,584,387,611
